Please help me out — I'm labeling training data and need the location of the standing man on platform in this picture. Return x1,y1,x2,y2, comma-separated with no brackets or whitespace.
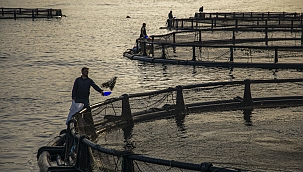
72,67,104,110
140,23,148,38
168,11,174,28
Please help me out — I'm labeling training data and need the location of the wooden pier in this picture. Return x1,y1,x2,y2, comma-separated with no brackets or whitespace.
0,7,65,20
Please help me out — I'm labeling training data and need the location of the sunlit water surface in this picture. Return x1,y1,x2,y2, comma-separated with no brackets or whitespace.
0,0,302,171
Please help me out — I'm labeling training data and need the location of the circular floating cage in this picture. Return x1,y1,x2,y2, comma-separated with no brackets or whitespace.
124,12,303,70
37,78,303,172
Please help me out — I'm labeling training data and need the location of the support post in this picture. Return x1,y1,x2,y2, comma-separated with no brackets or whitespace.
175,86,187,130
191,19,194,28
14,10,16,20
274,48,278,63
75,136,91,171
232,30,235,45
265,21,268,46
64,121,74,163
230,47,234,62
136,39,139,54
142,40,147,56
211,19,213,29
122,152,134,172
172,33,176,53
173,33,176,43
32,9,35,21
175,86,187,116
192,46,196,61
161,44,166,59
151,37,154,57
235,20,238,31
243,79,253,108
291,20,293,33
121,94,133,125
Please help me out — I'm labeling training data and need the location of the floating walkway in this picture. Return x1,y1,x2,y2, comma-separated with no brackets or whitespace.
164,12,303,30
124,52,303,69
0,7,65,20
125,11,303,69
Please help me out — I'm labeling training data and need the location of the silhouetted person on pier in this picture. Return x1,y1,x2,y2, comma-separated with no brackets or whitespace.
199,6,204,13
168,11,173,19
167,11,173,27
140,23,148,38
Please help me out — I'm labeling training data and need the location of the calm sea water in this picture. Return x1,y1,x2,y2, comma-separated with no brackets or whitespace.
0,0,302,171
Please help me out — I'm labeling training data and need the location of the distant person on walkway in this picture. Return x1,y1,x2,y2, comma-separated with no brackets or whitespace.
167,11,173,27
199,6,204,13
168,10,173,19
140,23,148,38
72,67,104,109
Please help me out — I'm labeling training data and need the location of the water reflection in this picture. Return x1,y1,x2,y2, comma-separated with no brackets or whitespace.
243,109,253,126
192,66,197,74
175,110,187,138
162,64,167,71
229,67,235,80
122,123,135,151
273,69,278,80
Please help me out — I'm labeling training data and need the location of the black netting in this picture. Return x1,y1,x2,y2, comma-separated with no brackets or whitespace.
92,100,123,124
91,151,122,171
183,84,243,104
129,91,175,114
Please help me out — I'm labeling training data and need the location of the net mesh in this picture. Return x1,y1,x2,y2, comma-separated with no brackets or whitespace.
128,91,175,114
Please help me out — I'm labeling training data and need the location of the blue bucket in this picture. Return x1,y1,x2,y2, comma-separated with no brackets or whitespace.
103,91,112,96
